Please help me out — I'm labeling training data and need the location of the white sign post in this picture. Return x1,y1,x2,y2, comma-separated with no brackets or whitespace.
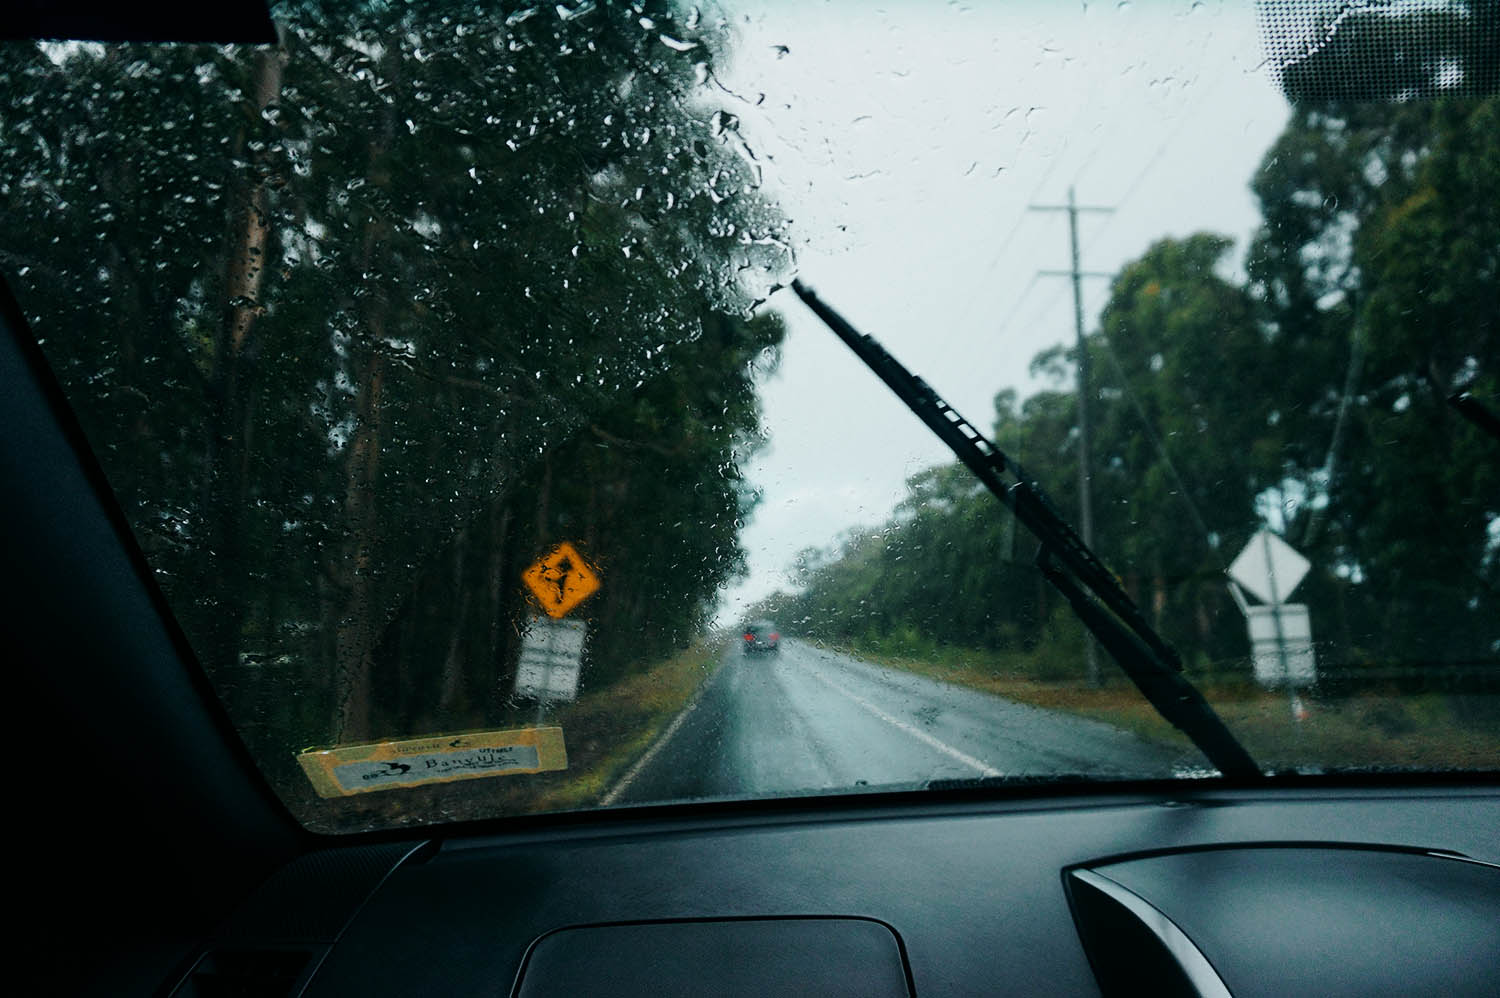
515,615,587,704
1228,529,1316,692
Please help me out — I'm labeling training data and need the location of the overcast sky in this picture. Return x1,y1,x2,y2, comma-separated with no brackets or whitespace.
707,0,1293,622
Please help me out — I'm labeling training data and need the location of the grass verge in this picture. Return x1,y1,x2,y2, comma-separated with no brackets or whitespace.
835,640,1500,773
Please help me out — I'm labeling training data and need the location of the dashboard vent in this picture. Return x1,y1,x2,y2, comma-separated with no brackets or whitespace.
171,947,324,998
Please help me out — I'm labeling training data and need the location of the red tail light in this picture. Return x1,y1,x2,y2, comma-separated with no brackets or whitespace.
770,633,779,641
744,633,754,641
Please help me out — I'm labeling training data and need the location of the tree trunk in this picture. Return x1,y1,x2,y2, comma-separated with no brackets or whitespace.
1151,556,1168,630
438,527,472,716
486,502,515,701
330,40,404,744
198,47,284,671
335,349,386,741
1195,586,1215,659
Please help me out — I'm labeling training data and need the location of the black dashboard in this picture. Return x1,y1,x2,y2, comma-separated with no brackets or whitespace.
164,786,1499,997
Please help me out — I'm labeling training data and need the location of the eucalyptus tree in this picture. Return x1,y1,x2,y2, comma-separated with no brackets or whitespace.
0,2,793,753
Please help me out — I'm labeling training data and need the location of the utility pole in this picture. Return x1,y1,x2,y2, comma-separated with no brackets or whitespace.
1030,186,1113,687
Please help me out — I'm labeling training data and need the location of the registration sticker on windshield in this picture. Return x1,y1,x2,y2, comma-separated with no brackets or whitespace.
296,727,568,797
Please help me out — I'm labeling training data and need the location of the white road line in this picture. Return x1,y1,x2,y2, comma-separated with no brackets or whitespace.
599,664,720,807
804,662,1004,778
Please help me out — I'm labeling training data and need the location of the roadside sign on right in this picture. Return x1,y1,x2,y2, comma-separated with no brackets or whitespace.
1228,529,1317,689
1228,528,1311,605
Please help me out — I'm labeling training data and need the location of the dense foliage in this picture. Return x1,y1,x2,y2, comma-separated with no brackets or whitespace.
0,0,790,773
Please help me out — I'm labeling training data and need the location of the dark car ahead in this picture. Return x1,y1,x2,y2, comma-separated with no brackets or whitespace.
742,620,780,655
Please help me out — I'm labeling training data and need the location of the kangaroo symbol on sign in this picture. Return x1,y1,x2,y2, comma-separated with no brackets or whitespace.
552,556,573,604
522,541,601,619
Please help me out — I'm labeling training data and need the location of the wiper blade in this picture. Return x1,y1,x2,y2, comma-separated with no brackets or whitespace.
1449,390,1500,446
792,280,1261,780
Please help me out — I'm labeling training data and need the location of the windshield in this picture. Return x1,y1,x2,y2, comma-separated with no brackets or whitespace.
3,0,1496,833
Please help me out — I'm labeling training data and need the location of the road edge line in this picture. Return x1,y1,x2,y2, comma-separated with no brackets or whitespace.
599,656,725,807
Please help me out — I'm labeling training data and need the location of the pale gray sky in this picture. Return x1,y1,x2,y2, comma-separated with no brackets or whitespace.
711,0,1291,620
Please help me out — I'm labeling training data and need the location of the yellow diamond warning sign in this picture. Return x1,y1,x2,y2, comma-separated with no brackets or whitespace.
522,541,601,619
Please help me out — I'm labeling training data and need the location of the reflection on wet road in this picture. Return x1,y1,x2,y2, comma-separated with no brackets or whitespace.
605,639,1183,806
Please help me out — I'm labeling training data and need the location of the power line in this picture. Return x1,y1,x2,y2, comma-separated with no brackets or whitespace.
950,162,1081,337
990,271,1045,340
954,81,1142,342
1094,333,1226,573
989,7,1233,344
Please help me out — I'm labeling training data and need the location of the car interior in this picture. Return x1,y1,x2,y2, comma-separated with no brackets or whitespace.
6,3,1498,996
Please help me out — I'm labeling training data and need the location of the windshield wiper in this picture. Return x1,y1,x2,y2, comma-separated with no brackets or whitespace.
792,280,1261,780
1449,390,1500,446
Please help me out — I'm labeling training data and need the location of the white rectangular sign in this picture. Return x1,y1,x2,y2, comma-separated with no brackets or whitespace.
515,615,587,702
1247,603,1316,687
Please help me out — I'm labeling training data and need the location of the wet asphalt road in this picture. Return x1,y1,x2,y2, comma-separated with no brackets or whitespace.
605,639,1184,806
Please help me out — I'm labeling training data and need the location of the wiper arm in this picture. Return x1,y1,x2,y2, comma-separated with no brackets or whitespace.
792,280,1261,780
1449,391,1500,446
